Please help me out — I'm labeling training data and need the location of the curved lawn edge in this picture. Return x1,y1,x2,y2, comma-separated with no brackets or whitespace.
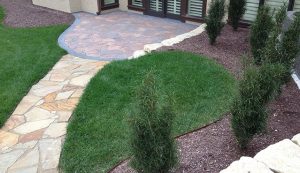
0,5,70,127
60,51,238,173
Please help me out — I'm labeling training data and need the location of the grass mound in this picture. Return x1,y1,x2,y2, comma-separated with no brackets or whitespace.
60,51,237,173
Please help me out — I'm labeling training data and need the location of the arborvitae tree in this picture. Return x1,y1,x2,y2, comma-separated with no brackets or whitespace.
228,0,246,31
205,0,225,45
233,5,300,149
250,6,274,64
274,4,288,30
0,6,4,23
130,72,177,173
260,5,287,64
279,13,300,69
262,6,300,77
231,66,267,148
231,62,286,148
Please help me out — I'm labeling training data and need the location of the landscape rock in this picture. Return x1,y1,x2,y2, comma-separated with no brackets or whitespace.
220,157,273,173
292,133,300,146
133,50,146,58
254,139,300,173
144,43,163,53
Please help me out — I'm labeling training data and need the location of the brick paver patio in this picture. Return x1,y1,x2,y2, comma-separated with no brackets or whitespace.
58,11,197,60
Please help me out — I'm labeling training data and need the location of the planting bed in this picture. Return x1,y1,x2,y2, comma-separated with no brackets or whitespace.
111,25,300,173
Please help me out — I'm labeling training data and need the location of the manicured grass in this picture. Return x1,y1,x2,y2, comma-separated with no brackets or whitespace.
0,6,69,126
60,51,237,173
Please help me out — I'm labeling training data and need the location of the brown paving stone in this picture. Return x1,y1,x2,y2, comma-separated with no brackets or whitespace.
3,115,25,131
39,97,79,112
18,129,45,144
0,131,19,149
44,93,58,103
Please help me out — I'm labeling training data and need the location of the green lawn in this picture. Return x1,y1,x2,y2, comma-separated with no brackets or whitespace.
0,6,69,126
60,51,237,173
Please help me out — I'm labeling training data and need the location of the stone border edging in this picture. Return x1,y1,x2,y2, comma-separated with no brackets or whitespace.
292,71,300,90
128,23,207,59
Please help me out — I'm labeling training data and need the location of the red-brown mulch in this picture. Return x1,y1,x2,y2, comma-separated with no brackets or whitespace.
0,0,74,27
110,25,300,173
160,25,250,78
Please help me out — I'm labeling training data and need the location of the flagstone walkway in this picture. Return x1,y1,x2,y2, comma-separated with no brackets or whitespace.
0,55,108,173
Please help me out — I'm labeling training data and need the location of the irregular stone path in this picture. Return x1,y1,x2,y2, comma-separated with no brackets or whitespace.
220,133,300,173
0,54,108,173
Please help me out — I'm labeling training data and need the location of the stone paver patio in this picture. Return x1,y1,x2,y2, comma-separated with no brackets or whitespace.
58,11,197,60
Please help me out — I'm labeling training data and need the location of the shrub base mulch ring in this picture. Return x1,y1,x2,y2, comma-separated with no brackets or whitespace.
110,80,300,173
0,0,74,27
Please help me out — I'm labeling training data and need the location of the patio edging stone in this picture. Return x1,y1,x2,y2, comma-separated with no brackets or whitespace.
130,23,207,59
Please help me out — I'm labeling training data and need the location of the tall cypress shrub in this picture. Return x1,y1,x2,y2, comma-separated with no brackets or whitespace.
231,62,286,148
262,6,300,79
205,0,225,45
279,13,300,69
228,0,246,31
130,72,177,173
0,6,4,23
261,5,287,64
231,66,267,148
250,6,274,64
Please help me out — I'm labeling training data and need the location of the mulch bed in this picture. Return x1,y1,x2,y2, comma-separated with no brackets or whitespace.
160,25,250,78
111,25,300,173
0,0,74,27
